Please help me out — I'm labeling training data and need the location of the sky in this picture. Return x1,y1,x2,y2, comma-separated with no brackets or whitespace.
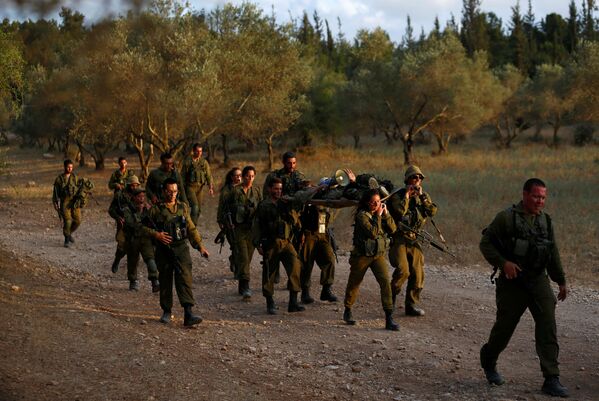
3,0,571,43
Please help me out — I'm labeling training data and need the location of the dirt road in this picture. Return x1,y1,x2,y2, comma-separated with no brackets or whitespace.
0,152,598,401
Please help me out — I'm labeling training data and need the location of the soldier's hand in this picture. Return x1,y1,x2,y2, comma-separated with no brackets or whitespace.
115,183,123,191
344,169,356,183
557,284,568,301
155,231,172,245
503,261,521,279
199,247,209,258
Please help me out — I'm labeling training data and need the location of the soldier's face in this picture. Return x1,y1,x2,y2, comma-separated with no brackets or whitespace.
65,163,73,174
243,170,255,186
523,185,546,215
193,147,202,158
162,158,175,171
368,194,381,213
283,158,296,173
129,182,140,191
232,170,242,185
406,175,423,186
164,183,178,203
133,192,145,205
270,183,283,200
119,159,127,170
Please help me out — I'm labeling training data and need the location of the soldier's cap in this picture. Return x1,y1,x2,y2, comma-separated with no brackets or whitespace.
130,187,145,196
404,165,425,183
127,175,141,186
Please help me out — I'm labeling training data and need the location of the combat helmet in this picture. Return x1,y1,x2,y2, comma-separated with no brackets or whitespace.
404,165,425,183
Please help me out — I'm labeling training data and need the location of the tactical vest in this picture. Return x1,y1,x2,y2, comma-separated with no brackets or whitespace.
58,174,79,199
154,203,189,243
508,207,554,274
352,211,390,257
186,158,207,185
301,204,330,234
387,188,425,241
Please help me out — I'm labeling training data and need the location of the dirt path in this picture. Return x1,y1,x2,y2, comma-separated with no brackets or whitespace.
0,153,598,401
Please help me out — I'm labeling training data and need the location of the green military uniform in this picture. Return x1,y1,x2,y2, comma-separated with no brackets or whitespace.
262,168,305,197
387,188,437,310
181,155,213,224
479,201,566,379
144,201,204,313
299,204,336,296
344,210,397,310
108,190,134,254
217,183,237,273
108,168,135,193
53,172,82,239
122,198,158,285
146,167,187,205
252,198,302,297
227,185,262,281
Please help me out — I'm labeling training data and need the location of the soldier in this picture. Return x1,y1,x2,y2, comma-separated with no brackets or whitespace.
262,151,305,197
216,167,243,274
388,165,437,316
253,178,304,315
108,156,135,193
343,189,399,330
226,166,262,299
52,159,82,248
108,175,141,273
181,143,214,225
121,187,159,292
143,178,209,327
146,152,187,205
479,178,568,397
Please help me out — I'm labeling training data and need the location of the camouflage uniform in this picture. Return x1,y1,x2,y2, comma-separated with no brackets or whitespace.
387,188,437,311
252,198,302,298
227,185,262,282
108,189,133,259
144,202,204,313
344,210,397,311
108,168,135,193
262,168,305,197
52,172,81,239
479,201,566,379
146,167,187,205
122,197,158,286
181,155,213,224
217,183,237,274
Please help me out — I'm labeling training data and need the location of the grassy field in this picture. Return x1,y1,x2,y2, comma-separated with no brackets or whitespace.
1,129,597,286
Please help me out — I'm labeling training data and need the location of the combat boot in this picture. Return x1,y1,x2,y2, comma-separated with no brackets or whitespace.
483,368,505,386
240,279,252,300
183,305,202,327
288,291,305,312
320,284,338,302
343,307,356,325
64,236,70,248
301,287,315,304
384,309,400,331
111,250,126,273
151,279,160,293
405,305,425,316
542,376,569,397
159,309,171,324
68,235,75,243
129,280,139,291
266,296,277,315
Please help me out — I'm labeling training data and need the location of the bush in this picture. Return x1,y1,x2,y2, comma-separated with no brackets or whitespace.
574,124,595,146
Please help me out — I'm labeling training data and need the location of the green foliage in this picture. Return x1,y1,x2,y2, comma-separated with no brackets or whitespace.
573,123,595,146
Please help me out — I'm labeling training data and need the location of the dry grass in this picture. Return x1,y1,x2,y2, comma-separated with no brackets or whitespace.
1,132,597,286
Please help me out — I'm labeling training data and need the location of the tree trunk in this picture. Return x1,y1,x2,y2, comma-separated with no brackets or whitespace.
433,132,449,155
552,117,561,147
402,132,415,165
221,134,230,167
353,133,360,149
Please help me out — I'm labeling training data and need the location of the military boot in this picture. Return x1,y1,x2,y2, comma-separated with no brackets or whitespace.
542,376,568,397
480,347,505,385
64,236,70,248
405,305,425,316
240,279,252,300
288,291,305,312
301,287,315,304
111,250,126,273
151,279,160,293
68,235,75,243
266,296,277,315
384,309,400,331
129,280,139,291
343,307,356,325
183,305,202,327
320,284,338,302
238,280,243,295
159,309,172,324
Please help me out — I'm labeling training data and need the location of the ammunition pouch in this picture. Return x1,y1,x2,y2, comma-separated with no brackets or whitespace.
361,236,389,257
163,215,188,242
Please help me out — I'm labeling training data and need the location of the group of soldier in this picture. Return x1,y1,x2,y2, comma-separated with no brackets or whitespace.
51,146,569,397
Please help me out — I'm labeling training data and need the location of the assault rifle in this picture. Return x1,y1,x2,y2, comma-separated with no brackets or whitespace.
397,221,456,258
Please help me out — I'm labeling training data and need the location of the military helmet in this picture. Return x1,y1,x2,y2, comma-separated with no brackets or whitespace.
404,165,425,183
127,175,141,186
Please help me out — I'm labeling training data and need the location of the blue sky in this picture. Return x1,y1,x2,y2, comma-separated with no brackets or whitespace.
3,0,571,43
